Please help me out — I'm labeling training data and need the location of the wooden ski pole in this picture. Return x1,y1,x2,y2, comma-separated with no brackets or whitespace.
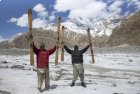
61,26,65,61
55,16,61,65
87,28,95,64
28,8,34,66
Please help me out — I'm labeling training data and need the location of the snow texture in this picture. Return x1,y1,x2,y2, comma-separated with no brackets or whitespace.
0,53,140,94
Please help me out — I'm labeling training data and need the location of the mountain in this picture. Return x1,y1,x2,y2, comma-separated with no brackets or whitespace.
42,14,123,47
107,11,140,46
0,28,88,49
0,14,124,49
62,14,123,37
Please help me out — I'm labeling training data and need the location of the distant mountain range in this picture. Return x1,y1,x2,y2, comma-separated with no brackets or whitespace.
42,14,123,37
0,11,140,49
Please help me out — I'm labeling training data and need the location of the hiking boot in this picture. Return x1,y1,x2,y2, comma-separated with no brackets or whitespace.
45,86,50,90
70,82,75,87
38,87,41,92
81,82,86,87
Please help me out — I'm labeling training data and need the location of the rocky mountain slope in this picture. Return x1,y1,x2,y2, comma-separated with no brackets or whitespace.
107,11,140,46
0,28,87,49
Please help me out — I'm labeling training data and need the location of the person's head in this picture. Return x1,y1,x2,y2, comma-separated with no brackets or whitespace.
74,45,79,50
40,43,45,50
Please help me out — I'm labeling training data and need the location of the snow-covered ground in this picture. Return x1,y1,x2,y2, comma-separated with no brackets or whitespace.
0,53,140,94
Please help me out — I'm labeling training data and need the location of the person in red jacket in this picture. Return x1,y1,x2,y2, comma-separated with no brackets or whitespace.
30,36,57,91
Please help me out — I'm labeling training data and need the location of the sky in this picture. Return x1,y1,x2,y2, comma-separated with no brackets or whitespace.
0,0,140,40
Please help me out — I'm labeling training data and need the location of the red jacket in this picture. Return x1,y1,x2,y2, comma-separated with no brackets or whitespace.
33,44,56,68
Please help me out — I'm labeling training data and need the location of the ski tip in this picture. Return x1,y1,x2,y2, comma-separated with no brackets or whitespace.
87,28,90,32
62,26,65,29
89,60,95,64
28,8,32,13
58,16,61,19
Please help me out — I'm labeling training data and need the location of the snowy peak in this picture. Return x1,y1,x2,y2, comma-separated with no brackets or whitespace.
8,33,23,43
60,14,123,37
62,20,87,34
94,15,123,36
41,14,123,37
44,23,57,32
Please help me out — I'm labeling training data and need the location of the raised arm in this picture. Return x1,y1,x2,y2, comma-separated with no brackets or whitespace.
28,34,39,55
64,45,72,54
48,45,56,55
32,42,40,55
81,45,89,53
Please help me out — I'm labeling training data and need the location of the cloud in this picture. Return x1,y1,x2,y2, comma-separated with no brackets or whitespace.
54,0,140,19
8,13,47,28
49,15,55,21
37,11,48,18
33,3,46,13
54,0,92,12
48,11,56,21
8,3,48,28
7,18,17,22
127,0,140,10
108,0,124,13
8,14,28,27
69,1,106,18
33,18,47,28
33,3,48,18
124,11,130,16
54,0,107,19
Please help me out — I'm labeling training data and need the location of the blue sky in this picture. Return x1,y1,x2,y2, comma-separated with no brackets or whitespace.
0,0,140,40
